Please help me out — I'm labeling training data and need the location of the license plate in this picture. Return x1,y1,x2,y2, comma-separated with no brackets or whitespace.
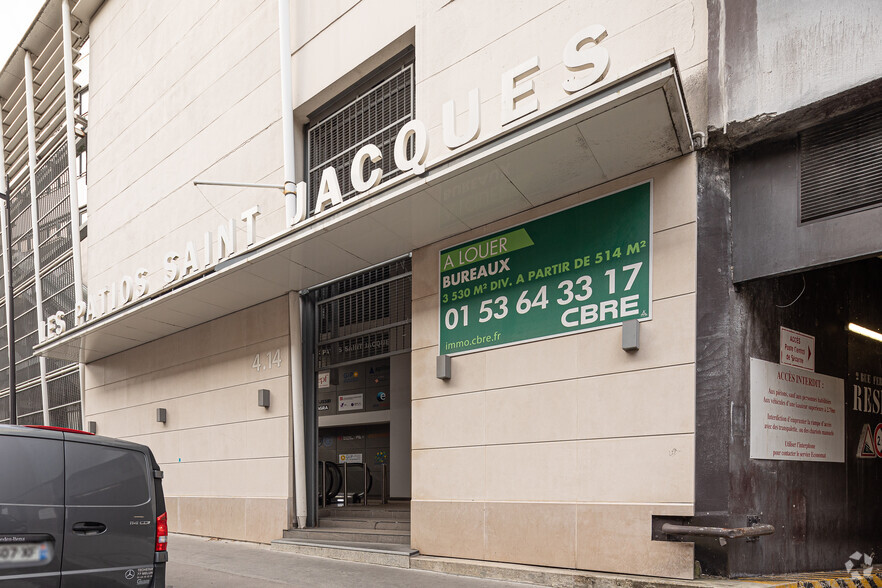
0,542,50,564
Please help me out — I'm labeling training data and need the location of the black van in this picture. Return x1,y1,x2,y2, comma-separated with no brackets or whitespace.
0,425,167,587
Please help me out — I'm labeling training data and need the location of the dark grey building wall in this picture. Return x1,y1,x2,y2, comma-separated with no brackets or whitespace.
731,139,882,282
700,0,882,576
695,148,882,576
708,0,882,132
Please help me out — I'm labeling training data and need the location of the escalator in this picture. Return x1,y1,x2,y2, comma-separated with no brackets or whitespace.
318,460,377,506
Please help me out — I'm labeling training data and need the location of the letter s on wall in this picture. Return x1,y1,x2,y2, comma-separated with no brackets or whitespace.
562,24,610,94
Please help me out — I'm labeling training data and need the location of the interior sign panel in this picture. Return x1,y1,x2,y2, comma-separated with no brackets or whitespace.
439,183,651,354
338,393,364,412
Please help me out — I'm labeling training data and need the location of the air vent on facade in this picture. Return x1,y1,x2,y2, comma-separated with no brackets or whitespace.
306,50,414,217
800,103,882,223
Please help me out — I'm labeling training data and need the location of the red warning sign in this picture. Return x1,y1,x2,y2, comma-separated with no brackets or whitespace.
857,423,877,459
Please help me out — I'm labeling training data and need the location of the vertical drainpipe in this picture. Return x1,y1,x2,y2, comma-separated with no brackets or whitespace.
0,101,15,423
24,52,51,426
278,0,297,224
279,0,307,529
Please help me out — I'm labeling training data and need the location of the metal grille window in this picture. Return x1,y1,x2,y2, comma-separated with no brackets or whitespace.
42,255,78,374
37,148,73,268
17,412,43,426
0,244,8,394
316,258,411,369
800,102,882,222
42,258,76,319
49,402,81,429
0,147,81,426
0,320,8,392
13,284,40,385
10,183,35,286
16,381,43,424
0,29,86,429
47,371,81,428
307,49,414,216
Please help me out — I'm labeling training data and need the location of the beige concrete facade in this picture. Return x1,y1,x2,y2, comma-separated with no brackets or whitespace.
83,297,293,544
84,0,706,305
75,0,707,579
87,0,286,297
410,156,698,579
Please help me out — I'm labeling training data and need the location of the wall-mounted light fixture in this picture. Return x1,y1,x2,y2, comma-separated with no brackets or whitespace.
436,355,451,380
156,408,167,423
849,323,882,343
87,421,97,434
622,319,640,351
258,389,271,408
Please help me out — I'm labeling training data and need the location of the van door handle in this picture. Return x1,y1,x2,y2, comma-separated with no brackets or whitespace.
72,522,107,535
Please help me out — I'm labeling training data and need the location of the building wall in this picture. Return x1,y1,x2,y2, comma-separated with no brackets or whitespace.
710,0,882,129
409,154,698,579
86,0,286,301
80,0,708,566
700,1,882,575
289,0,708,162
706,0,882,282
412,0,707,164
731,138,882,282
83,297,292,543
289,0,416,122
696,147,882,573
84,0,709,309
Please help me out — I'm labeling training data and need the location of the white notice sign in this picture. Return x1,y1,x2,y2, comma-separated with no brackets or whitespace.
750,358,844,462
317,370,331,388
780,326,815,372
338,393,364,412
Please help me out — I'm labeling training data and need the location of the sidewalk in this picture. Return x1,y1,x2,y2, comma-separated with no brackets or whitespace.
166,533,535,587
167,533,882,588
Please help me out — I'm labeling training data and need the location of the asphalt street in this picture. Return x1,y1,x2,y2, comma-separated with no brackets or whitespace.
166,534,534,588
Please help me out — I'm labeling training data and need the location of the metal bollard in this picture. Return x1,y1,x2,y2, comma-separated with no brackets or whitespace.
342,461,348,507
363,464,369,506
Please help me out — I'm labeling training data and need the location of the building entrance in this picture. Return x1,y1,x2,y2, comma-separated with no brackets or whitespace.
695,256,882,574
310,257,412,507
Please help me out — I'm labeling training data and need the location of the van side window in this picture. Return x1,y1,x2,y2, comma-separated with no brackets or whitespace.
0,436,63,505
66,443,150,506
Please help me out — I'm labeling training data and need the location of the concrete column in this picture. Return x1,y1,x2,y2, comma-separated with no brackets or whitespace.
24,51,51,426
0,101,15,421
389,353,411,498
61,0,84,310
288,292,307,528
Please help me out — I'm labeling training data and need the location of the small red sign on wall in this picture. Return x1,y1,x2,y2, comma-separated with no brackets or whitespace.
780,326,815,372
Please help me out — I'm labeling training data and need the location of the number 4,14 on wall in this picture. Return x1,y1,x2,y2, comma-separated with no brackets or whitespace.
252,349,282,371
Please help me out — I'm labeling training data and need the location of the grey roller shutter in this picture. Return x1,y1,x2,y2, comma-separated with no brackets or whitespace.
315,258,411,370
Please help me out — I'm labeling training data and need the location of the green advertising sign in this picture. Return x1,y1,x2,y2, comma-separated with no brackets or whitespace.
439,183,652,354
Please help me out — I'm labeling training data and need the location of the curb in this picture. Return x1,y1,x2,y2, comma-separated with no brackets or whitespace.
410,556,750,588
737,572,882,588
